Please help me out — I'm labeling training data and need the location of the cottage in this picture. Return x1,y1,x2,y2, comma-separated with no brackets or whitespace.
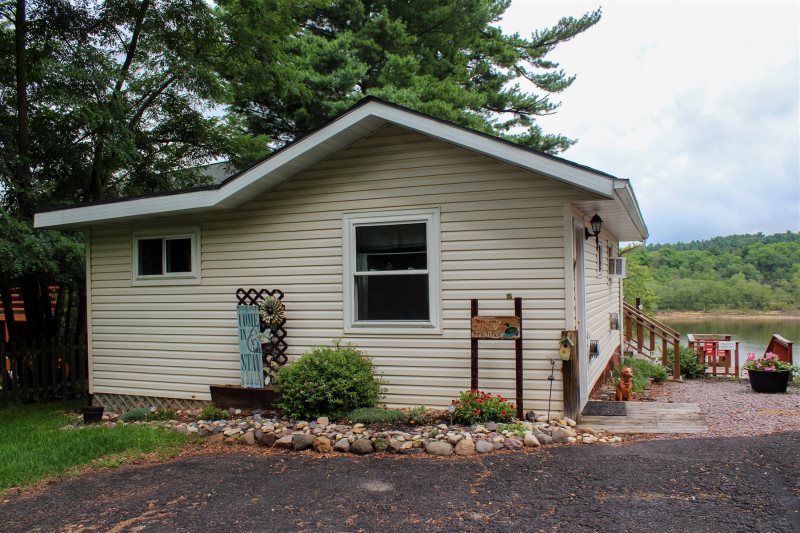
34,98,647,417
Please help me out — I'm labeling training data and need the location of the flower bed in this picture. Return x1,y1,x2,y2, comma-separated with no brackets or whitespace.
77,409,625,456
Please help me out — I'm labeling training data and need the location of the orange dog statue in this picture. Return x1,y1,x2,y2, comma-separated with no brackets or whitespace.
614,367,634,401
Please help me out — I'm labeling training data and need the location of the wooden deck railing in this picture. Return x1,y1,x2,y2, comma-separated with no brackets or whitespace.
1,338,88,402
623,302,681,378
765,334,793,365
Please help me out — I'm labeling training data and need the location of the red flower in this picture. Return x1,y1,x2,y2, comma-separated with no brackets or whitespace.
473,408,481,416
478,399,484,404
500,410,507,417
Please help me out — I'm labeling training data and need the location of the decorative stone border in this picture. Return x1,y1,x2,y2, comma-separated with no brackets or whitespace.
72,411,625,456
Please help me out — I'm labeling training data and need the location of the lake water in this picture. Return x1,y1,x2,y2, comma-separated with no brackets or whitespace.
660,317,799,370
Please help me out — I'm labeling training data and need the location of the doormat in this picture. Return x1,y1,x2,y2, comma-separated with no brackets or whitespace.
581,401,627,417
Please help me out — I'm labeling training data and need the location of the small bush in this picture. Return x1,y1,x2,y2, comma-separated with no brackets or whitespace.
666,346,706,379
120,408,149,422
347,407,406,425
275,340,383,420
405,405,428,425
498,422,528,437
452,390,514,425
613,357,668,394
201,405,229,421
148,409,176,421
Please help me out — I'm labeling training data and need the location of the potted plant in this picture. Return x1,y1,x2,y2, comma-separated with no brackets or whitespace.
744,352,797,393
81,396,105,423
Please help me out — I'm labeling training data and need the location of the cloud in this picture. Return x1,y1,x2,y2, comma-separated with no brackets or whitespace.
500,1,800,243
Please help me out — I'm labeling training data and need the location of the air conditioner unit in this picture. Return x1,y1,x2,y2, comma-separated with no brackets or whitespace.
609,257,627,278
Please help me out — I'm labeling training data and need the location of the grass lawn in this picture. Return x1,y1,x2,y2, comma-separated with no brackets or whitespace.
0,400,189,492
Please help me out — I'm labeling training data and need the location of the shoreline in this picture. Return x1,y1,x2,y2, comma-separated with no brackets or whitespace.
654,310,800,321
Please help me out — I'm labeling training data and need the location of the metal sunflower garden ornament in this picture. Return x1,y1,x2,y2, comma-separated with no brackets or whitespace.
257,295,286,385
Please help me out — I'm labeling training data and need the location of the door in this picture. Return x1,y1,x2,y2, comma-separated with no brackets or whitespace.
574,224,588,408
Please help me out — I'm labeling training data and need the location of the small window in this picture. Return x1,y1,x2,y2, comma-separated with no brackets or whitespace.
134,230,199,282
344,210,440,331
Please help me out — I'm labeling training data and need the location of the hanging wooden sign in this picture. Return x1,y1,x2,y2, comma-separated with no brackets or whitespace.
237,305,264,388
471,316,521,340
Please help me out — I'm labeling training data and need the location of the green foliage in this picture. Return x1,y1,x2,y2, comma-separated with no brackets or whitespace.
452,390,515,425
148,409,177,421
119,408,150,422
225,0,601,154
200,405,229,421
347,407,406,425
0,401,187,491
613,357,668,394
405,405,428,425
624,232,800,312
275,340,383,420
666,346,706,379
498,422,528,437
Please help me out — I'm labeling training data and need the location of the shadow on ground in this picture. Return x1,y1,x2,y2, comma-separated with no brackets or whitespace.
2,432,799,532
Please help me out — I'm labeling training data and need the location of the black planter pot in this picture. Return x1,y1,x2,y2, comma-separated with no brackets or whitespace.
82,405,105,423
747,369,791,393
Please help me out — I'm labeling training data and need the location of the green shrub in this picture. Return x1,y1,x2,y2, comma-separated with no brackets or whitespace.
275,340,383,420
613,357,668,394
120,408,149,422
201,405,229,421
347,407,406,425
148,409,176,421
452,390,514,425
498,422,528,437
666,346,706,379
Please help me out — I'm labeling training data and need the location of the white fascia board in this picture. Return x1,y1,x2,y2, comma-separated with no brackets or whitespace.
613,180,649,240
35,100,616,229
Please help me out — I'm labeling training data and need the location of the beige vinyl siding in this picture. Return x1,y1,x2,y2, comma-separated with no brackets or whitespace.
581,223,622,389
88,125,602,413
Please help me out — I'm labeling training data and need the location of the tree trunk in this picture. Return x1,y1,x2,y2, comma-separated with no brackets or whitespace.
14,0,33,218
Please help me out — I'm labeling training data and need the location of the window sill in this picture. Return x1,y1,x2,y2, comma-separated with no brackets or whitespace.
344,323,442,336
132,276,201,286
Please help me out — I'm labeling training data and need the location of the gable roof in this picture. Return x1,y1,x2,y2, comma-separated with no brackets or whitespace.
34,97,647,239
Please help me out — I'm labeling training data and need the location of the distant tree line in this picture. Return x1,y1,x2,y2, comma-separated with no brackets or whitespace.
624,231,800,312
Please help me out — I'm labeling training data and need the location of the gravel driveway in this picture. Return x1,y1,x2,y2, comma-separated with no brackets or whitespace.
2,431,798,532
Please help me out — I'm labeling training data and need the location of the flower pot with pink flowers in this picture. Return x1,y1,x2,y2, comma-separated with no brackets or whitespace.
744,352,797,393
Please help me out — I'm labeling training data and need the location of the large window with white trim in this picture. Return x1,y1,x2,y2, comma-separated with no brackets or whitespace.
344,210,440,330
133,229,200,283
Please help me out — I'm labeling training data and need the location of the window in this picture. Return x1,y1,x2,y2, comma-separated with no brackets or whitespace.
133,229,199,284
344,210,440,331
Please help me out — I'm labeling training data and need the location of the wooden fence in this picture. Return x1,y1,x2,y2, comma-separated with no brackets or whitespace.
0,338,88,403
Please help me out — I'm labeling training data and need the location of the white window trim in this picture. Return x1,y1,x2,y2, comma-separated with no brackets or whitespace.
132,227,201,286
342,209,441,334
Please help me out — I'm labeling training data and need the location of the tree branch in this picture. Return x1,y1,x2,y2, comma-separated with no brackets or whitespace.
128,74,177,130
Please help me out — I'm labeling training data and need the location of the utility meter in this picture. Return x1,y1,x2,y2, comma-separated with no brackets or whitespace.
559,336,574,361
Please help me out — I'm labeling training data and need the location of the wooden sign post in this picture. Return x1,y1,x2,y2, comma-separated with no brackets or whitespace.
470,298,523,419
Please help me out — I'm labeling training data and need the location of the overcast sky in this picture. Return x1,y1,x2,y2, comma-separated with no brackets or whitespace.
498,1,799,244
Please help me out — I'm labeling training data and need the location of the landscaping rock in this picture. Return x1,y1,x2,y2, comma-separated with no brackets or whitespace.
334,438,350,453
426,441,454,456
373,438,389,453
476,440,494,454
486,422,498,431
292,434,315,451
539,434,554,445
274,435,293,449
313,437,332,453
454,439,476,456
551,429,569,444
316,416,329,427
351,438,374,455
388,439,404,453
242,431,256,446
505,438,523,451
257,432,276,448
523,434,540,447
208,432,224,444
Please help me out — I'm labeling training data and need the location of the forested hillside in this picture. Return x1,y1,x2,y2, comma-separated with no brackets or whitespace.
623,232,800,312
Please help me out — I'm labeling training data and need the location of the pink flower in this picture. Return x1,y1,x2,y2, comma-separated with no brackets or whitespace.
746,353,756,362
765,352,778,361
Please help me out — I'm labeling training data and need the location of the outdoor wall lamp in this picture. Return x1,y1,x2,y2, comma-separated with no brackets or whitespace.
584,213,603,271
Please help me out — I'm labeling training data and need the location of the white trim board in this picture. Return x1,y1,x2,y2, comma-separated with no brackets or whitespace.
34,99,634,231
